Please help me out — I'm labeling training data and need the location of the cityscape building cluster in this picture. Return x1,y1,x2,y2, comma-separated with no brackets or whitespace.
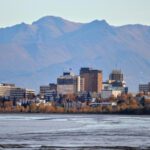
0,83,35,101
0,67,149,105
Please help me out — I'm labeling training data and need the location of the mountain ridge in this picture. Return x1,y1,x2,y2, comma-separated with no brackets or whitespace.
0,16,150,92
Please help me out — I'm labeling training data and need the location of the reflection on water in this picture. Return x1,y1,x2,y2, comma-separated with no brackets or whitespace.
0,114,150,150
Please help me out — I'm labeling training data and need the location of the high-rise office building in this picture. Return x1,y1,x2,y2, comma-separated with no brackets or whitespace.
109,70,123,82
80,68,103,93
57,72,84,95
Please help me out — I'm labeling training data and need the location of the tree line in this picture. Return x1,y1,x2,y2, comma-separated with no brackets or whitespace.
0,93,150,114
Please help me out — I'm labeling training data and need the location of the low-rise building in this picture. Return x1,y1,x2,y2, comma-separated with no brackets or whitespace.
25,89,36,99
40,83,57,101
10,87,26,100
139,82,150,93
0,83,15,99
89,102,117,107
0,83,35,101
101,89,122,99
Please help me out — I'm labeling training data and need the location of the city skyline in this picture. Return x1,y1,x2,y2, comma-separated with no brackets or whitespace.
0,1,150,149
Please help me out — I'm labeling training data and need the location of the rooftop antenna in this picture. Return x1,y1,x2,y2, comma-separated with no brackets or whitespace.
69,68,72,72
63,67,68,72
116,63,118,70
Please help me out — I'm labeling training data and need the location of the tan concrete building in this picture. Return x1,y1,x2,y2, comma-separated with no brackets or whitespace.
80,68,102,93
0,83,15,98
0,83,35,100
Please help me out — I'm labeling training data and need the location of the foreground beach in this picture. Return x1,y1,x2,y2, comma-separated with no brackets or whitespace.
0,114,150,150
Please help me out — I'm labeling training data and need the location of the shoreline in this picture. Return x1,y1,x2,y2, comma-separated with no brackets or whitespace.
0,112,150,115
0,144,149,150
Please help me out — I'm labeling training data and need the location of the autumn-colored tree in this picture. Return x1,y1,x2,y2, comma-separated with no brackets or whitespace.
63,94,76,102
56,106,65,113
38,103,45,113
29,103,37,113
118,103,128,111
109,95,116,102
129,98,139,110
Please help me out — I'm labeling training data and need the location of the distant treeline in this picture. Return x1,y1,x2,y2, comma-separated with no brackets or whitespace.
0,93,150,114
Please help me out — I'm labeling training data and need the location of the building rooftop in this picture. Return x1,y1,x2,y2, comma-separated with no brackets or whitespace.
80,67,102,74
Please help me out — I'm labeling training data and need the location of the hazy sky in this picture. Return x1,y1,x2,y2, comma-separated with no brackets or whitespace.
0,0,150,27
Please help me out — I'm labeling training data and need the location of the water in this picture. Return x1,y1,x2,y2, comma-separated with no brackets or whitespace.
0,114,150,150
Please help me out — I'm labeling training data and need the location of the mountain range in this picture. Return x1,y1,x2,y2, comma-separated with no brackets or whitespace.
0,16,150,92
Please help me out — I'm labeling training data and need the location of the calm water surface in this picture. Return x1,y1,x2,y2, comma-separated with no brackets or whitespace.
0,114,150,150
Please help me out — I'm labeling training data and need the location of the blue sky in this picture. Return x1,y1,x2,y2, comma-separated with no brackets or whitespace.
0,0,150,27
